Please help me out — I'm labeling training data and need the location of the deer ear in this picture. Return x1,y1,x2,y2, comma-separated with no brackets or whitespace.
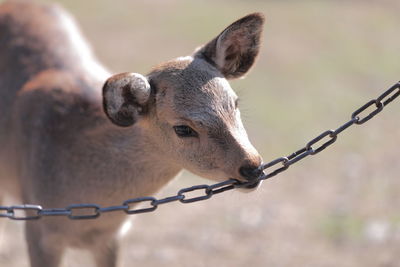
196,13,264,79
102,73,151,127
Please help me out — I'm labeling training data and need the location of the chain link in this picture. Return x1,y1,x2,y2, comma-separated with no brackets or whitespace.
1,82,399,220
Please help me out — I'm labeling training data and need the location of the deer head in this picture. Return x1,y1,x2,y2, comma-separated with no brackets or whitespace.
103,13,265,187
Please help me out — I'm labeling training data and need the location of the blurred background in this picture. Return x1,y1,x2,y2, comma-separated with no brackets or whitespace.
1,0,400,266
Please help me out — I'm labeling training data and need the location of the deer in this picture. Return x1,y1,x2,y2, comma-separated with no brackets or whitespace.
0,0,265,266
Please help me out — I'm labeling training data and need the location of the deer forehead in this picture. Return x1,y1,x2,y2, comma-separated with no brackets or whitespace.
150,57,238,125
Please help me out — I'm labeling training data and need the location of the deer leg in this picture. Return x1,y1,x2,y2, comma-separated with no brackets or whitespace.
91,234,119,267
25,222,65,267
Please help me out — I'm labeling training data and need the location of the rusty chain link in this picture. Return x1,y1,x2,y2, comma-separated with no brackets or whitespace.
1,82,399,220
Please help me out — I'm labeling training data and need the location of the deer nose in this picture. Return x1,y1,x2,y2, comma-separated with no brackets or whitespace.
239,164,263,181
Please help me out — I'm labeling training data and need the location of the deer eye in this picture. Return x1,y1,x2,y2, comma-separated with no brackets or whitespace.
173,125,198,138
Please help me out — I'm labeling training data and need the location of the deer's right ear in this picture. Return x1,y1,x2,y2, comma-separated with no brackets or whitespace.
195,13,264,79
102,72,151,127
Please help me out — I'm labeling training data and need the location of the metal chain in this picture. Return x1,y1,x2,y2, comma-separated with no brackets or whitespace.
1,82,399,220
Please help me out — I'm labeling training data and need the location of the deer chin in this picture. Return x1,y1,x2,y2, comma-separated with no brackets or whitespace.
236,180,263,193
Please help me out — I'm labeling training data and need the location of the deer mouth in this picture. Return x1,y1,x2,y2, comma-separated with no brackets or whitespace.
236,179,262,193
244,180,261,189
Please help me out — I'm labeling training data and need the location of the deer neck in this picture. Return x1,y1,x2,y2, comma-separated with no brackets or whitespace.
82,108,183,197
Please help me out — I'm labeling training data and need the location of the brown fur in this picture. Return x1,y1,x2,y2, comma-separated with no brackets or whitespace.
0,1,265,266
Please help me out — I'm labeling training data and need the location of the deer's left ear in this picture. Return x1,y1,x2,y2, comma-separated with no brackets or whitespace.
195,13,265,79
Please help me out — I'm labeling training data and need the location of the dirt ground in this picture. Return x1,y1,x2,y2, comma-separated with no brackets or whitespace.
1,0,400,266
